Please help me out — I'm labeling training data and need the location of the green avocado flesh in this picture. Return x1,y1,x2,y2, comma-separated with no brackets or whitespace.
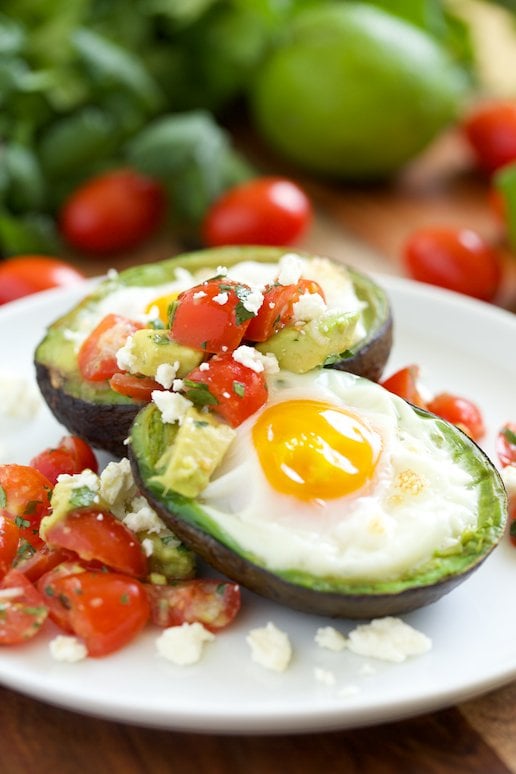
129,373,507,616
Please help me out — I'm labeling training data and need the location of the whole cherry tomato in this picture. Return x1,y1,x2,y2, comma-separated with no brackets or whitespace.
462,101,516,174
0,256,84,305
403,227,502,301
426,393,485,441
59,168,165,254
0,569,48,645
30,435,98,485
202,177,312,247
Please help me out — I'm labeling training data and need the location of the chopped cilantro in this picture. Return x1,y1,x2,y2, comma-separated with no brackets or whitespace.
0,486,6,508
233,381,245,398
120,593,130,605
160,535,178,546
69,486,97,509
182,379,218,407
23,500,39,516
148,318,165,330
151,333,170,346
193,419,209,428
14,516,30,529
503,427,516,446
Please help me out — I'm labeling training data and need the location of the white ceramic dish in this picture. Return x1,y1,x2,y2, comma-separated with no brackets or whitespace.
0,274,514,735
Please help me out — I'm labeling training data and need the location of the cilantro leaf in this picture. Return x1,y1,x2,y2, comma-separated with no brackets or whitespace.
503,427,516,446
182,379,218,407
233,380,245,398
69,486,98,509
0,485,6,509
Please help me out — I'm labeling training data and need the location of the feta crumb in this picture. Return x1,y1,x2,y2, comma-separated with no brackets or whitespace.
315,626,347,652
141,538,154,557
99,458,137,518
156,622,214,665
268,301,276,310
199,362,210,371
222,391,231,399
242,288,264,315
0,587,24,601
193,290,207,300
0,370,43,419
107,268,118,280
314,667,336,686
123,495,165,534
347,617,432,663
152,390,192,425
292,291,327,322
232,346,279,375
155,361,179,389
277,253,303,286
172,378,184,392
502,464,516,498
49,635,87,663
57,468,100,493
216,265,228,276
116,335,137,373
213,292,229,305
246,622,292,672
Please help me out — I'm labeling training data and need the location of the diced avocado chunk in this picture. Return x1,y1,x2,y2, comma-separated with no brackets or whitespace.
39,469,101,540
130,329,203,378
256,310,359,373
151,406,236,498
138,529,196,581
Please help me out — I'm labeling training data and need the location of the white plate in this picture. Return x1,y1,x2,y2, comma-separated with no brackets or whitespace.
0,275,514,734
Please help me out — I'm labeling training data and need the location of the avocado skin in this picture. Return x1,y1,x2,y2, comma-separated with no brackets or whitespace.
331,310,393,383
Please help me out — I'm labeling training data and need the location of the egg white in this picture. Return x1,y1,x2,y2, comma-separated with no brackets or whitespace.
201,370,479,583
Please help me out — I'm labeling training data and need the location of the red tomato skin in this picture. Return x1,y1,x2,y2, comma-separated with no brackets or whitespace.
30,436,98,485
171,279,254,354
16,545,76,583
48,571,150,657
463,101,516,175
0,569,49,644
403,227,502,301
109,373,161,402
426,392,485,441
185,353,268,427
0,464,52,549
0,256,84,305
380,365,427,409
37,561,87,632
43,508,148,578
146,579,241,632
202,177,312,247
245,278,325,342
77,313,144,382
60,168,165,254
496,423,516,468
0,513,20,579
59,436,98,473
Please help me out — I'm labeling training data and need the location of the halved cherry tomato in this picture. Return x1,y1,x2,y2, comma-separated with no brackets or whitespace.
30,435,98,485
43,507,148,578
462,101,516,175
245,278,325,342
109,372,161,402
171,278,256,354
43,570,150,657
0,256,85,305
202,176,312,247
0,569,48,644
77,313,144,382
59,168,165,254
0,465,52,549
426,393,485,441
0,513,20,579
37,561,86,632
16,545,76,583
184,353,268,427
403,227,502,301
146,579,241,632
380,365,427,409
496,423,516,468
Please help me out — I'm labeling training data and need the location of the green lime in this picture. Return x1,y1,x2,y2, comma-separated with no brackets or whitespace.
250,3,469,179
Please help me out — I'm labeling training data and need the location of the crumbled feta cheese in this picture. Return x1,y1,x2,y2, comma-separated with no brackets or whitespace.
99,458,137,518
199,362,210,371
172,378,184,392
268,301,276,310
502,465,516,498
213,292,229,305
57,469,100,494
216,265,228,276
116,335,137,373
242,288,264,315
155,362,179,389
232,346,279,375
315,626,347,652
314,667,336,686
246,622,292,672
49,635,87,663
107,268,118,280
0,370,42,419
193,290,207,300
222,391,231,399
156,622,214,665
292,291,327,322
277,253,303,286
141,538,154,557
347,617,432,663
152,390,192,425
123,495,165,534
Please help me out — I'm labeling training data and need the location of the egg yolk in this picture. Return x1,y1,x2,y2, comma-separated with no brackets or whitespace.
145,292,180,325
252,400,381,501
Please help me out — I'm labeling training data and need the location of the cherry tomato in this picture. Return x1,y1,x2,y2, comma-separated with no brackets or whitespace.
0,569,48,645
15,544,76,583
403,227,502,302
37,561,86,632
77,313,144,382
426,392,485,441
496,423,516,468
0,465,52,549
202,177,312,247
0,513,20,579
59,168,165,254
245,278,325,342
171,278,256,354
109,373,161,402
30,435,98,485
0,256,84,305
146,579,241,632
42,570,150,657
462,101,516,175
43,508,148,578
380,365,427,409
184,353,268,427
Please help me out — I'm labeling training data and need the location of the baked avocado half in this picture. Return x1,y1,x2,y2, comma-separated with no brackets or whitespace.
35,246,392,456
128,369,506,619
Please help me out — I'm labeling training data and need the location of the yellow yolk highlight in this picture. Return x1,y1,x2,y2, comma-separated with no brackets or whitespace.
252,400,381,501
145,292,180,325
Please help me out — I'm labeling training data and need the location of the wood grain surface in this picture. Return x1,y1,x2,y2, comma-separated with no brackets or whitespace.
2,126,515,773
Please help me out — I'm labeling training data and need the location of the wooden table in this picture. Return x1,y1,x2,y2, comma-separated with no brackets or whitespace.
2,128,516,774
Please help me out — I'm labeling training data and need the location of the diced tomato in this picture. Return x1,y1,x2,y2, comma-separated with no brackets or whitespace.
77,313,144,382
184,353,268,427
496,423,516,468
43,570,150,657
0,464,52,549
43,507,148,578
109,372,161,402
0,569,48,645
380,365,427,409
426,392,485,441
16,544,76,583
37,561,87,632
170,278,256,354
0,513,20,579
245,278,325,342
30,435,98,485
146,579,241,632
